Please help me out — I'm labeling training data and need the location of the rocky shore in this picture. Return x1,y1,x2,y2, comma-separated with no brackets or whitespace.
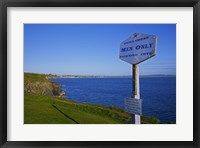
24,73,66,97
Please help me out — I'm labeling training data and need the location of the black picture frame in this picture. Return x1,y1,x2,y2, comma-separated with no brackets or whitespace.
0,0,199,147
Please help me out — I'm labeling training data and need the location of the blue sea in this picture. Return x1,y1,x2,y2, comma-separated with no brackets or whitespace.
50,77,176,123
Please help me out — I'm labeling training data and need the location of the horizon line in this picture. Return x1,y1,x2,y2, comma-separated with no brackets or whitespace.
24,72,176,77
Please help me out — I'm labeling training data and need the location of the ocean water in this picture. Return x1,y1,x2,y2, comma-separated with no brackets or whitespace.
50,77,176,123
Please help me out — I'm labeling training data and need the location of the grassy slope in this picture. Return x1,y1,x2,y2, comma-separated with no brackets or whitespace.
24,95,131,124
24,73,160,124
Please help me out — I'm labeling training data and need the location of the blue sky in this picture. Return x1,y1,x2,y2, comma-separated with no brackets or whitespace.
24,24,176,76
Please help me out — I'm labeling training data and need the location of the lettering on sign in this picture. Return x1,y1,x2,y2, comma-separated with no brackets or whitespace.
124,97,142,115
119,33,158,64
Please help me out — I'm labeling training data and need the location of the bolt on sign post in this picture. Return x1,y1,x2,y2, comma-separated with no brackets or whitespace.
119,33,158,124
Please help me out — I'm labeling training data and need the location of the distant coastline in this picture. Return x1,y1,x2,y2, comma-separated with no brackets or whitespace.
57,74,176,79
25,72,175,79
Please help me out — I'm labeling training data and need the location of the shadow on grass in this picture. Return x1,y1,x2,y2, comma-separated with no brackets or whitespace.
52,104,79,124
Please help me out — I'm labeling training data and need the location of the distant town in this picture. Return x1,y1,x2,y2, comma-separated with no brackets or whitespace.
57,74,176,78
24,72,176,79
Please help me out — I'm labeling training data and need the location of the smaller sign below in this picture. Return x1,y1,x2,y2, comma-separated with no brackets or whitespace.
124,97,142,115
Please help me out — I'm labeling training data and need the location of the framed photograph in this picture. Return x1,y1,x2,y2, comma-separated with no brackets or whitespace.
1,0,199,147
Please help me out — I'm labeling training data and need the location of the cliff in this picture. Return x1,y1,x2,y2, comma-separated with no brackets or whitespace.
24,73,65,97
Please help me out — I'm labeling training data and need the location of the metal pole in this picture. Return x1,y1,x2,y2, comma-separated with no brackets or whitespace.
132,64,141,124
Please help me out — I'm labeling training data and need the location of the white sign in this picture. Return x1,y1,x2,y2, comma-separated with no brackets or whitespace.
119,33,158,64
124,97,142,115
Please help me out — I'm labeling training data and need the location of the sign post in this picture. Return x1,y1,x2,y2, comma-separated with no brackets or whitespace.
119,33,157,124
132,64,140,124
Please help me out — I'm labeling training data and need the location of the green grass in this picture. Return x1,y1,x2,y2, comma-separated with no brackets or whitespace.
24,73,48,82
141,116,160,124
24,95,131,124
